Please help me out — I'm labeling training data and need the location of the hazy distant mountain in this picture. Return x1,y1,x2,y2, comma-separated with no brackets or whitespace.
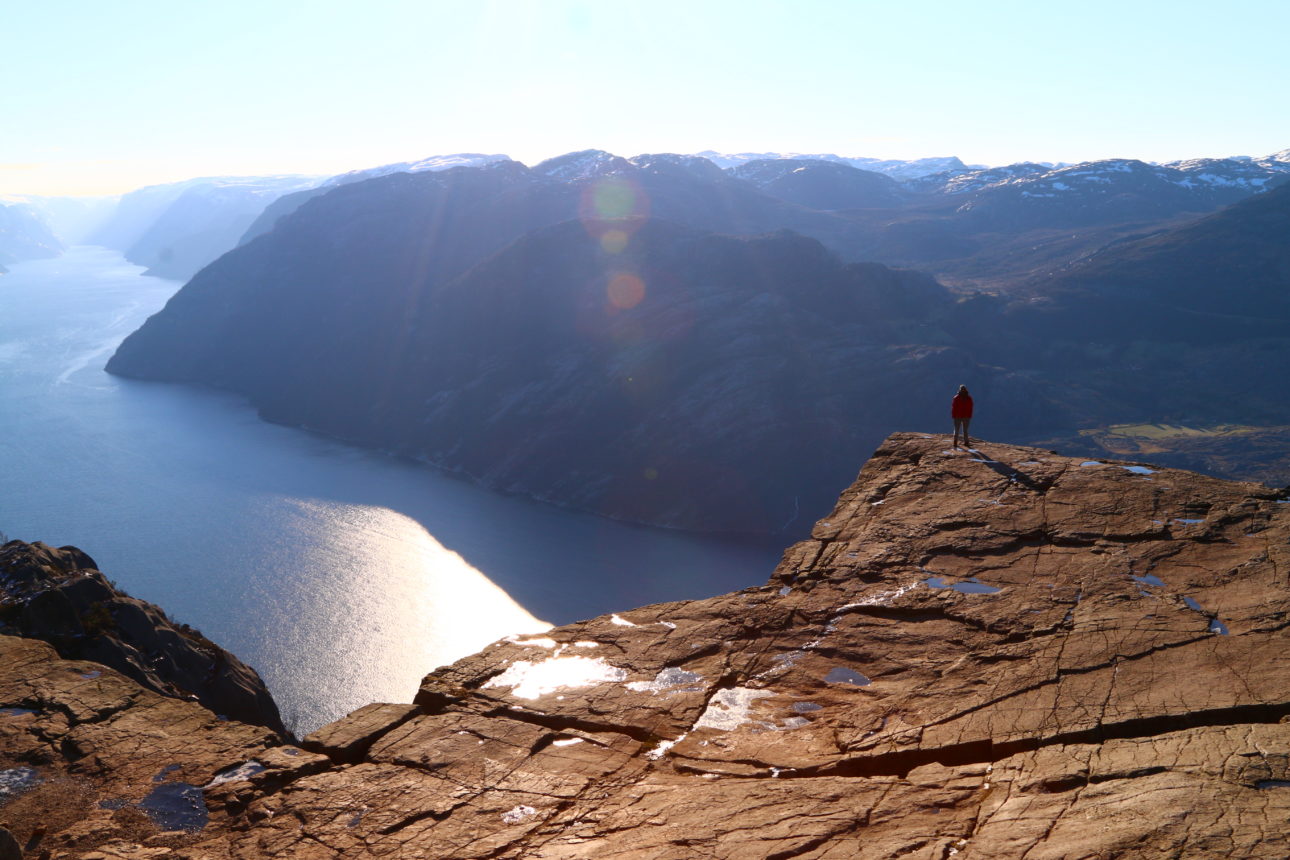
0,200,62,266
730,158,906,210
3,194,118,245
697,151,972,179
88,176,319,280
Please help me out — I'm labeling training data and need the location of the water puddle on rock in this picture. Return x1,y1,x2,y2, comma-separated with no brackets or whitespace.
824,667,871,686
0,707,37,717
139,782,209,831
925,576,1001,594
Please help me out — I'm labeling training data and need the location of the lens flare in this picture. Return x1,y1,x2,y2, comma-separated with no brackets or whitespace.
607,272,646,310
599,229,629,254
593,180,638,219
579,177,650,246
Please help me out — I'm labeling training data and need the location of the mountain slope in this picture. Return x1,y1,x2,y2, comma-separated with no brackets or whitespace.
1047,180,1290,319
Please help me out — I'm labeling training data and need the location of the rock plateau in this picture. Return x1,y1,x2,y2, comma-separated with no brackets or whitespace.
3,433,1290,857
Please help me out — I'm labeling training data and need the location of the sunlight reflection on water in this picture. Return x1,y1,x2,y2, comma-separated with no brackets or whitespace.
253,499,549,732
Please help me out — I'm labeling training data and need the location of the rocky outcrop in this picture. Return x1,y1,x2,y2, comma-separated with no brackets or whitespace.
0,541,285,735
4,434,1289,857
0,635,320,856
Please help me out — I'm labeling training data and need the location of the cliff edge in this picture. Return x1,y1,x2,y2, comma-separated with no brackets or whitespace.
3,433,1289,857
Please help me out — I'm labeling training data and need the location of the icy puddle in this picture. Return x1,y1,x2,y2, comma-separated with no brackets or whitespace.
695,687,774,731
626,667,704,694
484,656,627,700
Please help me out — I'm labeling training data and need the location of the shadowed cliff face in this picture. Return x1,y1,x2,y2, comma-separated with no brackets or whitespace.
107,208,1061,534
3,434,1290,856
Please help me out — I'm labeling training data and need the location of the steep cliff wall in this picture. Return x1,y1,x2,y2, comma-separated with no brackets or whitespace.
2,434,1289,857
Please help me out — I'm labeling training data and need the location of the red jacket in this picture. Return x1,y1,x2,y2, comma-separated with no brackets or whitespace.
951,393,973,419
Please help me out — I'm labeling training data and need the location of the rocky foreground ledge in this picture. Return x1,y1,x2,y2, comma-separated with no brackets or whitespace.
3,433,1290,858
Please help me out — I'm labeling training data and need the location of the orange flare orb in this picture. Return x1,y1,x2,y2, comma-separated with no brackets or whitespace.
607,272,645,310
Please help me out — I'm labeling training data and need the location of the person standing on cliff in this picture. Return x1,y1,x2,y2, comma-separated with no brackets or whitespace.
952,385,974,449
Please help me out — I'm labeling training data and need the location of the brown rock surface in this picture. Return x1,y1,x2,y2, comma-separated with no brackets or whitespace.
3,433,1289,857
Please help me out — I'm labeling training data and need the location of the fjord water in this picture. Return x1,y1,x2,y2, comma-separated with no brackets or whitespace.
0,248,782,733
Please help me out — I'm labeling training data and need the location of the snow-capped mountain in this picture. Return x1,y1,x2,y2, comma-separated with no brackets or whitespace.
916,150,1290,199
906,163,1051,194
533,149,633,180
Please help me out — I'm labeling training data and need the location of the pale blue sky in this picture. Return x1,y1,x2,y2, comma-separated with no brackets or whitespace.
4,0,1288,195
